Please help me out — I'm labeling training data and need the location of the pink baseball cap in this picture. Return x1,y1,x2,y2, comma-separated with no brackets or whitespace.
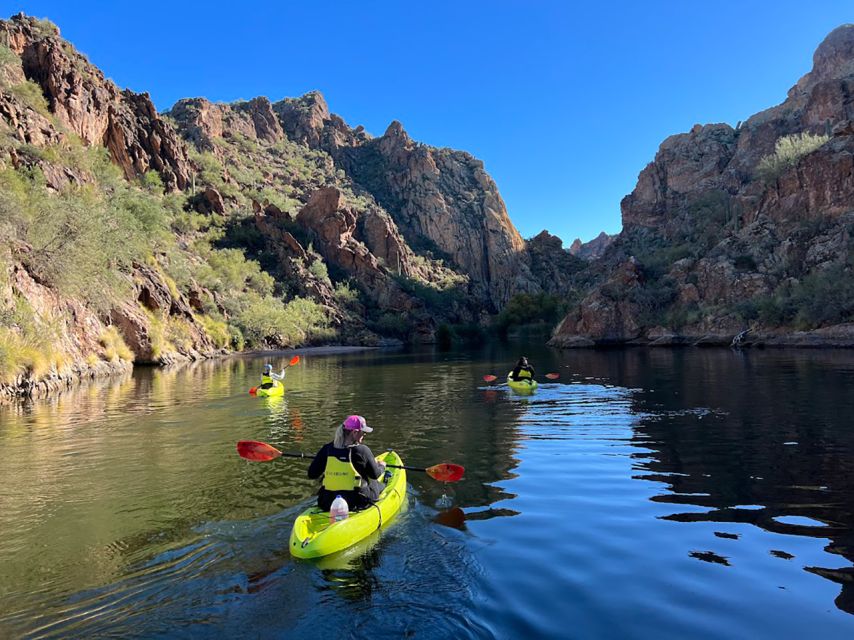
343,415,372,432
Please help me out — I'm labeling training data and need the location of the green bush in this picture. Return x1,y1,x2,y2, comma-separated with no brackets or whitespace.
307,257,331,285
0,44,18,69
757,132,829,182
494,293,569,336
751,264,854,328
233,293,328,347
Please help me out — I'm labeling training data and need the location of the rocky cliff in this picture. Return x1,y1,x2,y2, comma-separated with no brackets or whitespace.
0,12,547,399
552,25,854,348
169,90,538,310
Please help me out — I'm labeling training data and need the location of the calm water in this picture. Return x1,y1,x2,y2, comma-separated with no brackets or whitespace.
1,345,854,639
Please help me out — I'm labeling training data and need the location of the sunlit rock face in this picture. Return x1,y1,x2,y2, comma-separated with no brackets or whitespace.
552,25,854,348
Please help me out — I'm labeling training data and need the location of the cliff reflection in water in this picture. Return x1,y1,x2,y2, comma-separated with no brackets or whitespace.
562,348,854,615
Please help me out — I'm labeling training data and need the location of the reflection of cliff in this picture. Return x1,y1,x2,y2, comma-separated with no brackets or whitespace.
565,348,854,614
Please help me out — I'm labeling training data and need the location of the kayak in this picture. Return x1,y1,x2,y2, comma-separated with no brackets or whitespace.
255,381,284,397
289,450,407,559
507,373,538,393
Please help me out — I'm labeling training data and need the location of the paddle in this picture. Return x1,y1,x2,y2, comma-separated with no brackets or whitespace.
236,440,465,483
250,355,300,395
482,371,560,383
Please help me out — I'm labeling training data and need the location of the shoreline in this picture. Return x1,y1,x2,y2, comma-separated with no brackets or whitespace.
0,344,391,405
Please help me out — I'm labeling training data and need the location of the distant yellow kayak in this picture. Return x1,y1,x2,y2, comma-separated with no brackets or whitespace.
289,451,407,559
507,373,538,393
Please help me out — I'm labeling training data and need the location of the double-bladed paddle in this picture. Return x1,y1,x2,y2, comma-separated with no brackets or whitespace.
250,355,301,395
482,372,560,383
236,440,465,483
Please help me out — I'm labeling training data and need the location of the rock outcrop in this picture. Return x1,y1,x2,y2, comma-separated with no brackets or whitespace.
569,231,615,260
552,25,854,348
0,13,192,190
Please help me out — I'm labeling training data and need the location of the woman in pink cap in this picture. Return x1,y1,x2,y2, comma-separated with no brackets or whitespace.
307,415,387,511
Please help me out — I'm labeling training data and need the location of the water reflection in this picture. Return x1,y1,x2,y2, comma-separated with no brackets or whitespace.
1,345,853,637
602,348,854,615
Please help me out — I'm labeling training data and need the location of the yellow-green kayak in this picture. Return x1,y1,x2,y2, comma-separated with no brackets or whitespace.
507,373,538,393
255,381,284,397
289,450,407,559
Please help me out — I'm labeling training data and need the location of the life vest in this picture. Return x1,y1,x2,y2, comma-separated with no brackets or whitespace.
322,448,362,492
260,374,274,388
516,368,533,379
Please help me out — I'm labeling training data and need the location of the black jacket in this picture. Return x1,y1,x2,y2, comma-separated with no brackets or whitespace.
510,364,536,381
308,442,384,510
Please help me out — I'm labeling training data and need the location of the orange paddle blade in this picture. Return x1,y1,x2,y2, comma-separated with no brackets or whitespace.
249,387,257,395
289,355,300,366
237,440,283,462
482,375,497,383
425,463,465,482
545,373,560,380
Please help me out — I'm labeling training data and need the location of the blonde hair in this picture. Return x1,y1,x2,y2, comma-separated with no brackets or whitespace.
333,423,347,448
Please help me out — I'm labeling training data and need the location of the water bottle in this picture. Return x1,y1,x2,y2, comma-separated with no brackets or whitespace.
329,494,349,523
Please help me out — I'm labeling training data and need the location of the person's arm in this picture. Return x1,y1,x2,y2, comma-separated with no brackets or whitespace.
307,444,328,479
271,369,286,381
353,445,384,480
528,365,536,376
510,366,521,380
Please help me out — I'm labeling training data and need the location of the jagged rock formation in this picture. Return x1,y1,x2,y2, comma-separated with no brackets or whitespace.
0,14,192,190
170,93,537,310
552,25,854,348
526,231,587,295
569,231,615,260
334,120,537,307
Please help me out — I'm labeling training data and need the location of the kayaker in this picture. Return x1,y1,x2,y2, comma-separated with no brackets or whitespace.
509,356,536,382
307,415,387,511
260,363,285,388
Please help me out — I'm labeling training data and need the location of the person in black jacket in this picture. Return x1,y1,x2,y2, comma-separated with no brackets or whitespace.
509,356,536,381
307,415,387,511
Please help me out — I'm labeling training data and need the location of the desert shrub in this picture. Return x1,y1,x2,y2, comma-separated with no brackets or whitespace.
757,132,829,182
99,325,134,362
368,312,410,338
333,281,360,307
0,44,18,69
494,293,569,336
139,170,164,193
233,293,328,347
197,314,231,349
628,276,678,326
9,79,50,115
307,257,331,285
0,299,67,382
142,310,170,360
752,264,854,328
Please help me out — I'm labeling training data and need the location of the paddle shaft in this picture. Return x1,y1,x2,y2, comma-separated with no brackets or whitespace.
274,450,430,473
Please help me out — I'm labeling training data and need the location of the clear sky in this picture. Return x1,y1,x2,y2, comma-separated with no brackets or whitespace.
3,1,853,243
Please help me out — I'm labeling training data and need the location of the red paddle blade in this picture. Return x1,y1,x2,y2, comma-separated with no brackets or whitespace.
426,463,465,482
237,440,283,462
483,375,497,383
545,373,560,380
249,387,257,395
289,355,300,366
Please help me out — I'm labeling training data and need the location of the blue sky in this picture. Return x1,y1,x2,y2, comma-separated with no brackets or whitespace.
3,1,853,243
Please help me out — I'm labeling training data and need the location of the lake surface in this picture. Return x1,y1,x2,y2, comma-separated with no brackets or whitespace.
1,345,854,639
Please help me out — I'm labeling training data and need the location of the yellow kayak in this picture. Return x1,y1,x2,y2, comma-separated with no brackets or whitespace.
289,451,407,559
255,381,284,397
507,373,538,393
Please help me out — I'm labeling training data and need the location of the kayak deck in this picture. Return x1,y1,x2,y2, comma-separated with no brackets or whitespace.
289,450,407,559
507,373,538,393
255,381,284,397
